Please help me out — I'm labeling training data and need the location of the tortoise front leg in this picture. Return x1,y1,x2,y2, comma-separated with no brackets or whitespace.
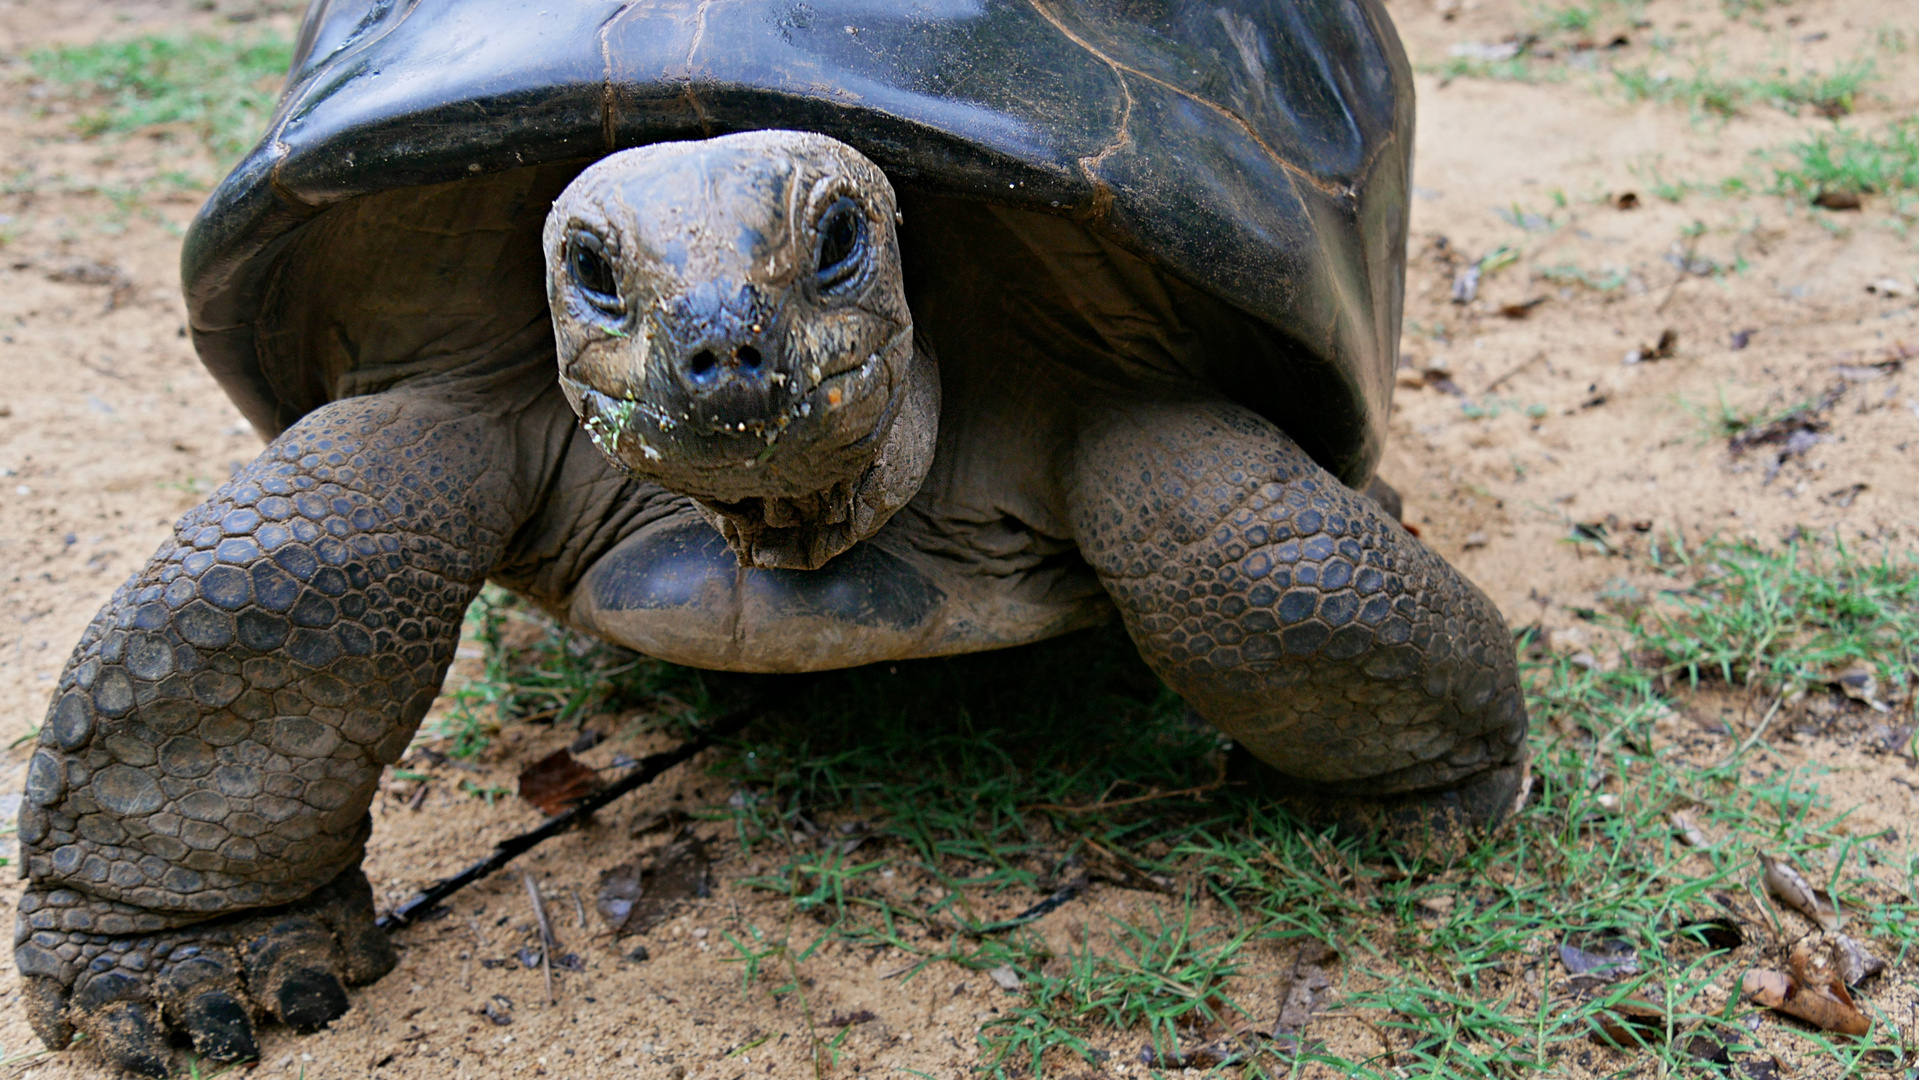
1069,396,1529,832
15,387,538,1073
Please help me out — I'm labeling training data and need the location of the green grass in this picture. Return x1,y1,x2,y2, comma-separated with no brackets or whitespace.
1772,119,1919,202
26,32,292,164
436,535,1919,1077
421,585,709,757
1633,535,1919,698
1613,57,1876,120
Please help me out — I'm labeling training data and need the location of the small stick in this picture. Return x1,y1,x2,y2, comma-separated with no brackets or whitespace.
525,872,557,1006
376,710,750,930
1480,351,1545,395
565,886,587,930
1716,694,1786,770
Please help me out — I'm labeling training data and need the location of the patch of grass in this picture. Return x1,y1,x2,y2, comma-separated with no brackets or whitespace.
1633,535,1919,698
26,32,292,164
1536,262,1631,292
448,534,1918,1077
420,585,708,757
1772,119,1919,203
1425,54,1562,85
1613,57,1876,120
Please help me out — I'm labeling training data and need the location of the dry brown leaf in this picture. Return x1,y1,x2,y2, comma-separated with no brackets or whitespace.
1829,933,1887,987
1741,948,1871,1036
595,837,710,937
1273,941,1337,1045
1761,855,1843,930
1826,664,1889,712
1590,995,1668,1047
517,748,600,816
1670,809,1710,848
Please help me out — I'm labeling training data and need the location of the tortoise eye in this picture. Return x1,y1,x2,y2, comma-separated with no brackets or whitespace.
814,198,865,292
567,231,622,313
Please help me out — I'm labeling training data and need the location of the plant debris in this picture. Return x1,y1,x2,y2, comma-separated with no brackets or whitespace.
595,837,711,937
1273,941,1337,1048
1589,991,1668,1048
1498,297,1548,319
1623,328,1677,365
1826,663,1889,712
517,748,601,815
1827,932,1887,987
1761,854,1843,930
1559,932,1640,989
1742,940,1871,1035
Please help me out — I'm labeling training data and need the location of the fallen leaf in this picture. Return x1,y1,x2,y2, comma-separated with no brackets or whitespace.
1829,933,1887,987
595,837,711,937
1590,994,1668,1047
1559,934,1639,982
987,965,1022,992
1274,941,1337,1045
1813,190,1862,211
1670,809,1710,848
1826,663,1888,712
1499,297,1548,319
823,1010,878,1027
517,748,600,815
1761,855,1843,930
1742,950,1870,1036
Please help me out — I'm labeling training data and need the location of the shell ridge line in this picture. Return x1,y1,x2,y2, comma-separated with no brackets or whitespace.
683,0,720,135
1023,0,1352,200
598,0,647,150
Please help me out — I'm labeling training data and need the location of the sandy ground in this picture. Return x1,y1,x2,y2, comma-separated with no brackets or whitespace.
0,0,1913,1076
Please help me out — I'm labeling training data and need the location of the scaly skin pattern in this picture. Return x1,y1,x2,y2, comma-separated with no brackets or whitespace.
1071,398,1529,796
15,391,522,1070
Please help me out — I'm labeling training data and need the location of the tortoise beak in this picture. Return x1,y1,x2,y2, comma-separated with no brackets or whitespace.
652,279,797,440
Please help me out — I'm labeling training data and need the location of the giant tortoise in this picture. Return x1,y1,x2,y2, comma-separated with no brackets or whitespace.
16,0,1529,1071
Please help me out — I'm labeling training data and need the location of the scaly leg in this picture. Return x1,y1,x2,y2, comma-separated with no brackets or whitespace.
1069,397,1529,834
15,382,548,1073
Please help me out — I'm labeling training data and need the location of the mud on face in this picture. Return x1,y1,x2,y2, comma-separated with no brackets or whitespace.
543,130,938,571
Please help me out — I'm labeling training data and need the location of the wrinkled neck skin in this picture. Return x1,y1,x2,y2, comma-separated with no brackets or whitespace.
543,131,938,570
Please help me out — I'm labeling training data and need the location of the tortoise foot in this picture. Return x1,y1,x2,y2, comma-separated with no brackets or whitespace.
16,865,394,1077
1229,747,1531,854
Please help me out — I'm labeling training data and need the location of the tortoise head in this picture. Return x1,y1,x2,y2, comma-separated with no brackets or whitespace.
544,131,937,570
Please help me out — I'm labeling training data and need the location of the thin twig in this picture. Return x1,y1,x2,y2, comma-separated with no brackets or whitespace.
1481,351,1545,395
1026,779,1228,815
525,872,557,1006
1716,694,1786,770
377,710,750,930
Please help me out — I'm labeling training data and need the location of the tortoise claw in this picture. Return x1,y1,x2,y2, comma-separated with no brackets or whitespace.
271,967,351,1033
90,1000,170,1079
179,989,259,1063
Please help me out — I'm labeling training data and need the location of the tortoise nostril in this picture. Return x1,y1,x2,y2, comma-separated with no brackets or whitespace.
735,345,762,371
687,350,719,379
